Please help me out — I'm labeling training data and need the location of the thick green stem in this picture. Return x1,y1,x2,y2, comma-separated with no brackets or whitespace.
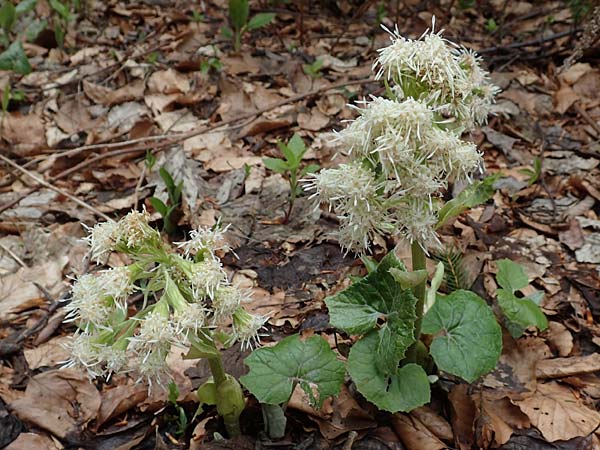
406,242,427,363
208,354,243,437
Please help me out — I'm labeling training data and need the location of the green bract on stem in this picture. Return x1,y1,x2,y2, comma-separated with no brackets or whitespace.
64,211,266,436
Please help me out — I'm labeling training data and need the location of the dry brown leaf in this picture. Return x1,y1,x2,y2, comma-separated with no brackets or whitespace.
473,393,530,448
4,432,62,450
0,112,46,156
0,257,67,320
23,336,71,369
448,384,476,450
536,354,600,379
516,382,600,442
308,385,376,440
83,79,145,106
10,369,101,439
544,321,574,357
95,383,148,429
298,108,330,131
392,413,446,450
147,69,190,94
410,406,453,442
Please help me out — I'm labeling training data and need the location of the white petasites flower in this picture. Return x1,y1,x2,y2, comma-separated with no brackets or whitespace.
176,223,231,256
97,266,136,307
128,310,180,387
173,302,207,334
374,24,497,129
66,274,113,329
83,220,119,263
211,285,250,323
62,332,105,377
187,257,227,299
232,307,268,350
395,198,441,251
116,209,159,250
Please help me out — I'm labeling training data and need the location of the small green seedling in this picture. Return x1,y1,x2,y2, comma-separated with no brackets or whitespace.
495,259,548,338
519,157,542,186
167,382,189,436
2,84,24,114
48,0,73,48
191,10,204,23
485,18,498,33
200,56,222,74
222,0,275,52
302,58,324,79
149,167,183,235
262,133,319,223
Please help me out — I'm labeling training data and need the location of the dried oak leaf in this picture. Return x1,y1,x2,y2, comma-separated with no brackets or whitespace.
10,369,101,439
516,382,600,442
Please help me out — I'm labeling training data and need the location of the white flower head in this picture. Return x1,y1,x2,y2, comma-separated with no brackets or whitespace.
83,220,119,263
187,258,227,299
176,222,231,257
232,307,268,350
174,302,207,334
116,209,158,250
374,22,497,129
66,274,113,329
62,332,105,377
211,285,248,323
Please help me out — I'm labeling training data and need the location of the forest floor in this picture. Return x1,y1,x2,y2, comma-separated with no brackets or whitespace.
1,1,600,449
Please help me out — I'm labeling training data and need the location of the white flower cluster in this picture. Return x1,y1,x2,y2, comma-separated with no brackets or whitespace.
64,216,267,388
375,24,499,130
306,24,496,254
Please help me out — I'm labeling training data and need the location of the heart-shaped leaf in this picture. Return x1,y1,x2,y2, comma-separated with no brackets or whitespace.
326,252,417,374
240,334,344,408
422,289,502,382
347,331,430,412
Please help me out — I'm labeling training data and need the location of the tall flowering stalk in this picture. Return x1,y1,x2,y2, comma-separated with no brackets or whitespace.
306,23,497,358
64,211,265,436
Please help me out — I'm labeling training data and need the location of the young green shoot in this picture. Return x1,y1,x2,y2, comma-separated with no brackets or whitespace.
263,133,319,224
222,0,275,52
149,166,183,236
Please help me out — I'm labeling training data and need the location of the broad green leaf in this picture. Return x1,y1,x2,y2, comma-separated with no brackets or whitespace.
0,41,31,74
347,332,430,412
159,166,175,191
25,18,46,42
220,26,233,39
197,379,217,405
0,1,16,32
240,334,344,407
496,258,528,292
15,0,37,15
300,163,320,177
436,173,500,228
326,251,417,374
422,290,502,383
497,289,548,338
495,259,547,337
149,197,168,217
185,332,219,359
247,12,275,30
425,262,444,313
49,0,71,21
262,157,289,174
168,381,180,404
286,133,306,161
389,267,428,290
228,0,248,31
360,255,378,273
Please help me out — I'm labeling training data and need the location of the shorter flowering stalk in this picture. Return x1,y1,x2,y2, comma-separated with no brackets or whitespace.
65,212,268,435
207,353,245,437
406,242,427,363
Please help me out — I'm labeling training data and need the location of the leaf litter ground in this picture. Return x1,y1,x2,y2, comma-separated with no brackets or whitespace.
1,1,600,449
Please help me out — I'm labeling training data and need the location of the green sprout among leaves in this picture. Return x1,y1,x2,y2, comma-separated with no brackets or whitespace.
200,56,222,74
149,167,183,236
302,58,324,78
167,382,189,437
262,133,319,224
519,157,542,186
222,0,275,52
